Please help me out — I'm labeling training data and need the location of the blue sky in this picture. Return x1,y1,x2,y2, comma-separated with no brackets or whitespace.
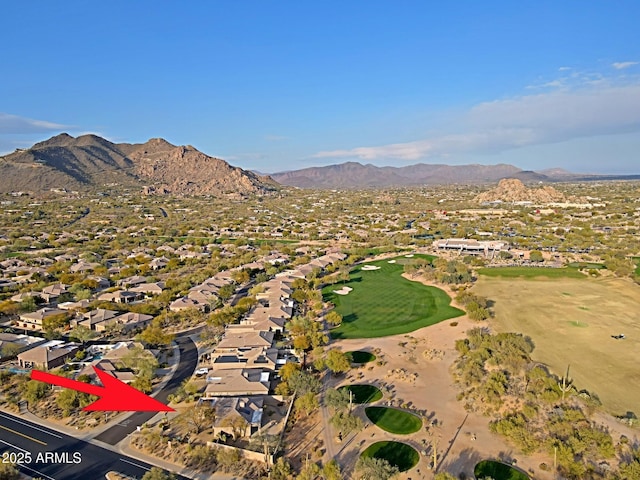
1,1,639,174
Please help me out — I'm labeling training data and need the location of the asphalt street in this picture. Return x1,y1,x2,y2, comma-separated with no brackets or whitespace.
95,336,198,445
0,411,188,480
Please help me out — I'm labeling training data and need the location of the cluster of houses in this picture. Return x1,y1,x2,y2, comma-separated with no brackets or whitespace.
200,251,346,441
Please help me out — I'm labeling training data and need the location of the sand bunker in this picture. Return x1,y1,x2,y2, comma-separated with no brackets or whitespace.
361,265,381,271
333,286,353,295
404,254,414,258
387,260,396,264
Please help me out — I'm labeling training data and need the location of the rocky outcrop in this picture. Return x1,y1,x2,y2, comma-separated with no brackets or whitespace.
474,178,566,203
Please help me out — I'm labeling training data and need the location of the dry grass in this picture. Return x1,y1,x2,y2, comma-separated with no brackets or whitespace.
473,276,640,415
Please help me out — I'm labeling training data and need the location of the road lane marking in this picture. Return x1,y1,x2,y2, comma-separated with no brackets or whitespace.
17,463,56,480
0,424,47,446
0,413,62,438
120,458,151,471
0,439,30,454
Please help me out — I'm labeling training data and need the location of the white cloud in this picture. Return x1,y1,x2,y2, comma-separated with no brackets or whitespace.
313,80,640,162
0,113,68,134
612,61,638,70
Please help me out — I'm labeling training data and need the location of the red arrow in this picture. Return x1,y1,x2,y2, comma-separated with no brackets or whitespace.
31,366,174,412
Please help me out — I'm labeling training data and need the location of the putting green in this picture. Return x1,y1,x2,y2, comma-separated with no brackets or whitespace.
474,460,530,480
339,385,382,404
323,255,464,339
348,351,376,363
361,441,419,472
365,406,422,434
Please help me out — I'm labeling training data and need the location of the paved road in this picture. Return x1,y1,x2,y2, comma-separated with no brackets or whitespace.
94,336,198,445
0,411,188,480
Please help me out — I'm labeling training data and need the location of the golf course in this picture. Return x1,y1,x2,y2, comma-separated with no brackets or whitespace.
473,274,640,414
365,406,422,434
323,255,464,339
361,441,420,472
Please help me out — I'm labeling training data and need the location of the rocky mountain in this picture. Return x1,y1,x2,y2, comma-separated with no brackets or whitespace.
0,134,279,196
474,178,566,204
271,162,551,188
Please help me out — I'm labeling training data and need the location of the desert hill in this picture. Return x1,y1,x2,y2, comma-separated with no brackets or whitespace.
271,162,550,188
0,134,278,196
474,178,566,203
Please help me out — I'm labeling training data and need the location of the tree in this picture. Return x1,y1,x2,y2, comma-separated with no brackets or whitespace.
325,310,342,326
288,371,321,395
354,457,399,480
294,392,319,416
231,269,250,284
529,250,544,262
22,380,49,406
120,346,159,393
137,324,174,348
325,388,350,412
270,457,293,480
42,312,70,332
433,473,457,480
218,283,236,301
279,362,301,383
68,325,96,345
141,467,176,480
0,342,21,358
330,411,364,436
297,461,321,480
322,459,344,480
324,349,351,375
180,404,216,434
0,462,20,480
221,415,249,439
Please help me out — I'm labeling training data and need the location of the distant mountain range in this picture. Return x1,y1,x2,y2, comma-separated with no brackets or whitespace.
3,134,637,195
0,134,279,196
271,162,640,188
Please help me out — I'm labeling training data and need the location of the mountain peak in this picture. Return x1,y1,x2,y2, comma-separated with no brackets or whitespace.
32,132,75,148
0,133,278,196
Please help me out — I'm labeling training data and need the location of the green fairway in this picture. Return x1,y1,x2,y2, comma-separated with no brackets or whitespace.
323,255,464,339
348,351,376,363
474,460,530,480
365,407,422,434
361,441,419,472
477,266,585,279
339,385,382,404
567,261,606,270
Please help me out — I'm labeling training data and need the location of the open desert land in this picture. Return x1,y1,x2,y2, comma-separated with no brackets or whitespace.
473,274,640,416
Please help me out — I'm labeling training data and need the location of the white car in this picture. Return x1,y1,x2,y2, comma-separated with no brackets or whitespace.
195,367,209,376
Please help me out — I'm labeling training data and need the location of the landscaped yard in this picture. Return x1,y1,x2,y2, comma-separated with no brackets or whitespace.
339,385,383,404
365,406,422,434
474,460,530,480
348,350,376,363
324,255,464,339
361,441,419,472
